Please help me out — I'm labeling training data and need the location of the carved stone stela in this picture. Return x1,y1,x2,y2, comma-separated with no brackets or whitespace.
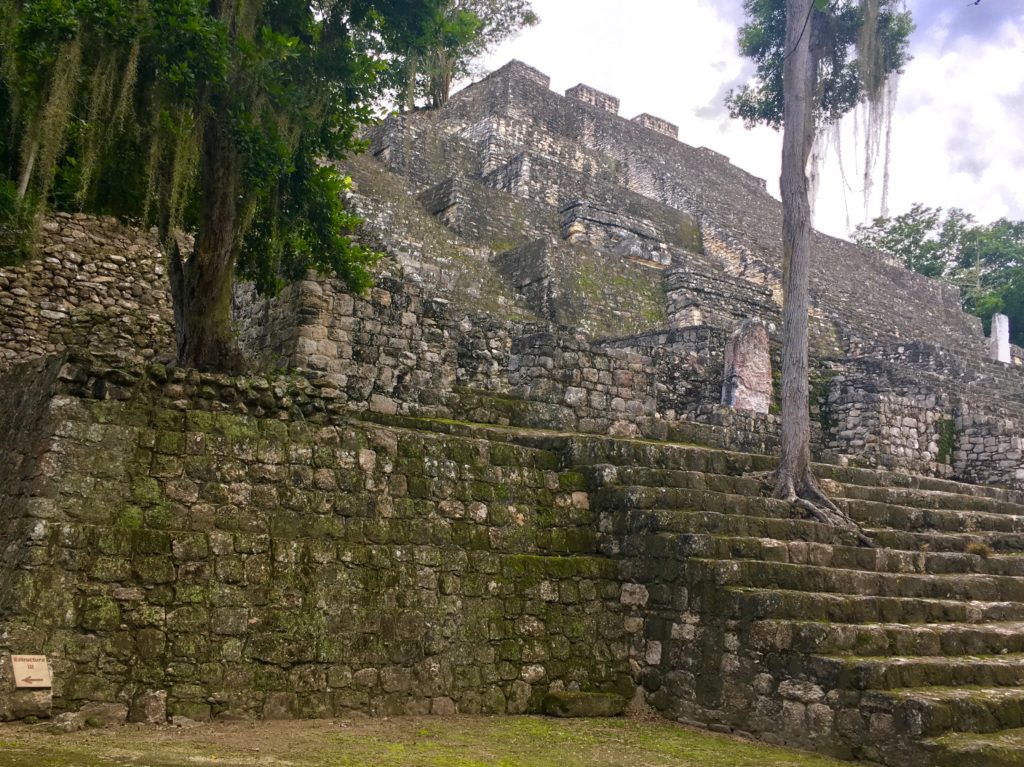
721,320,771,414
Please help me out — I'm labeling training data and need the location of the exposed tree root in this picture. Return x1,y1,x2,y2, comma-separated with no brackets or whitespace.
748,469,873,547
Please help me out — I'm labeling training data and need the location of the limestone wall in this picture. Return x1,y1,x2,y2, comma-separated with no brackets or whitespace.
825,361,957,479
0,213,173,370
235,275,458,416
0,352,631,721
234,274,786,454
824,359,1024,490
956,406,1024,489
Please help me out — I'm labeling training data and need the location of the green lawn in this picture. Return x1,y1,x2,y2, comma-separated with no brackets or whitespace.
0,716,856,767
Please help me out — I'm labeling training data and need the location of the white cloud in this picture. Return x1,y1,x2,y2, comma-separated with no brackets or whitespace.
477,0,1024,239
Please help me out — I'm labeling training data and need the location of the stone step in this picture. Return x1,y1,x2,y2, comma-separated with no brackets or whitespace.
589,465,766,495
595,482,1024,538
866,527,1024,554
748,620,1024,658
558,434,1024,503
612,508,855,547
562,437,775,476
602,462,1024,508
927,727,1024,767
825,481,1024,516
614,504,1024,555
395,416,1024,510
689,558,1024,603
836,498,1024,535
818,463,1024,505
865,686,1024,738
593,484,793,516
719,586,1024,624
809,653,1024,691
683,534,1024,577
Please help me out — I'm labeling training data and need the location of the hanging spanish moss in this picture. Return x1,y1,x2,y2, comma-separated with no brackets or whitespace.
19,36,81,210
808,0,906,231
76,54,119,208
141,105,201,249
855,0,901,223
166,109,201,240
879,75,898,217
808,120,845,223
113,38,140,134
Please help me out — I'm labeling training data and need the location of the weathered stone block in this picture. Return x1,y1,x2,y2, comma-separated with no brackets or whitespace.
990,313,1011,363
721,320,771,414
632,113,679,139
542,691,626,718
565,84,619,114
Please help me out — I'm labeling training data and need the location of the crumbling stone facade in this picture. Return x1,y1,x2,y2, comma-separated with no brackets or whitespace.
1,62,1020,492
0,213,173,368
4,58,1024,767
0,354,631,722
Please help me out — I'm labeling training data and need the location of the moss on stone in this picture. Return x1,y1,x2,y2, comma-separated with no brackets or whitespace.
937,418,957,465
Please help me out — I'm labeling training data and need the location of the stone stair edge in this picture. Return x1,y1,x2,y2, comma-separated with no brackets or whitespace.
358,410,1024,505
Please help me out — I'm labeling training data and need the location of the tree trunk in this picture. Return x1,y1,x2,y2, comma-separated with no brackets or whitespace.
775,0,865,540
16,135,38,202
402,51,418,112
168,115,247,374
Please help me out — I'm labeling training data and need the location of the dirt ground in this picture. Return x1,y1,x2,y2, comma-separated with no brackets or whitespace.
0,715,856,767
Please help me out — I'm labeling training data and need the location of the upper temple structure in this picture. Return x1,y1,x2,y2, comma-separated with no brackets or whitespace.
2,61,1024,765
237,59,1024,489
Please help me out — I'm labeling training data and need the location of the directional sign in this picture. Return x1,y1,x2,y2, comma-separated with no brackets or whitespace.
10,655,52,689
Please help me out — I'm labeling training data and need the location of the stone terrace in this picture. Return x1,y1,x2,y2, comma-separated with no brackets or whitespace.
3,354,1024,766
3,58,1024,767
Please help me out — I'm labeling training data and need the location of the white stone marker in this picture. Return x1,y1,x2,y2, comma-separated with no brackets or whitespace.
990,313,1011,363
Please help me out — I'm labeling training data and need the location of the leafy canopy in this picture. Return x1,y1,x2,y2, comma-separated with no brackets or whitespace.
726,0,912,129
0,0,439,290
387,0,537,109
854,206,1024,344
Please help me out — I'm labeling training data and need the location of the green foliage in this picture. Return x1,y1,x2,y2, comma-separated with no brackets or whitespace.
936,418,957,465
853,203,973,278
0,177,35,265
388,0,538,110
726,0,912,129
0,0,439,299
854,206,1024,345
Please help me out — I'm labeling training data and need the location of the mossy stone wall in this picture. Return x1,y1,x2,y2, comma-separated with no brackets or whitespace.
0,355,631,721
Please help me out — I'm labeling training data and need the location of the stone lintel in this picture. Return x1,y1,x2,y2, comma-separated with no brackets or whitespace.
566,84,620,115
632,113,679,139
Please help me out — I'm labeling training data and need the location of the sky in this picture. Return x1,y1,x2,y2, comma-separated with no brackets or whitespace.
478,1,1024,240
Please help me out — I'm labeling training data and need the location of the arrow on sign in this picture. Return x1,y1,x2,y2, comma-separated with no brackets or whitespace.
21,676,45,684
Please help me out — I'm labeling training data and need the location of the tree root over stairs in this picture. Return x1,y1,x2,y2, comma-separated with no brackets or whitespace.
748,469,873,547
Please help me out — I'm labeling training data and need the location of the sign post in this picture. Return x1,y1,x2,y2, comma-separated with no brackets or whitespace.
10,655,52,689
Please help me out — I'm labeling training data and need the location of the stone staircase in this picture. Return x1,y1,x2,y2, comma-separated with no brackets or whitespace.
370,414,1024,764
565,436,1024,767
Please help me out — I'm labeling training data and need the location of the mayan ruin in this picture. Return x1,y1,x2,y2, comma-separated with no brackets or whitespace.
2,53,1023,766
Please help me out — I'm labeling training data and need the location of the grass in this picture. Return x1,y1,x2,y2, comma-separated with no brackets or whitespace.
0,715,857,767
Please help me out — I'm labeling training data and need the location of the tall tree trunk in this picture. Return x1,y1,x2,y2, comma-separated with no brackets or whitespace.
16,136,38,202
776,0,865,540
777,0,815,491
168,115,247,374
402,50,418,112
